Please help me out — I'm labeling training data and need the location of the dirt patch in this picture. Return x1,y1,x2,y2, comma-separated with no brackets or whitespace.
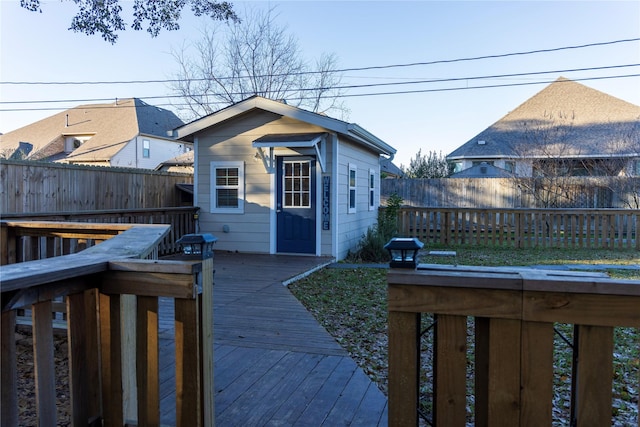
15,326,70,426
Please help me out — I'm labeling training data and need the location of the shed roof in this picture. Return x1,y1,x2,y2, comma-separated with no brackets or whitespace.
175,96,396,157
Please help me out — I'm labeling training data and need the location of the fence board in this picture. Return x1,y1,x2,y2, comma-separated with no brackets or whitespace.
0,160,192,214
391,207,638,250
382,177,640,209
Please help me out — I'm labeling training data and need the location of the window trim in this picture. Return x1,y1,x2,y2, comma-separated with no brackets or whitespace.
504,160,515,174
142,139,150,158
282,159,312,209
210,161,244,214
368,168,376,211
348,163,357,214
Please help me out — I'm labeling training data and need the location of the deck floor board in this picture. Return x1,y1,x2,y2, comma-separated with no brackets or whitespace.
157,252,388,426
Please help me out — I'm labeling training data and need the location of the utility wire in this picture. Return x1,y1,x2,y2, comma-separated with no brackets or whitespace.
1,63,638,106
1,37,638,86
1,73,638,113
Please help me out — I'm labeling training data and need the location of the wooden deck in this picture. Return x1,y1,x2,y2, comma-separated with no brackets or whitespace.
158,252,388,426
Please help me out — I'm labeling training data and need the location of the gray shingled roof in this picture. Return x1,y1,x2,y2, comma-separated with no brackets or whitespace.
0,98,184,162
447,77,640,160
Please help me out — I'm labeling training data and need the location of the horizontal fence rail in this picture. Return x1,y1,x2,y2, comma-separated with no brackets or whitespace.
389,207,639,250
387,265,640,427
1,207,199,256
0,221,214,427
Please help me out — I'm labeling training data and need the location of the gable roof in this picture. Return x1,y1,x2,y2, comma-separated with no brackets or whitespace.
175,95,396,157
447,77,640,160
381,157,405,178
0,98,184,162
157,149,194,167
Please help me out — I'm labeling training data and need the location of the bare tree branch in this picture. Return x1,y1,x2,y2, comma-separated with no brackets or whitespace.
168,6,347,121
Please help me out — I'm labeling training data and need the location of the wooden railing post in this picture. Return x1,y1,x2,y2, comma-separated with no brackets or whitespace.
520,321,554,425
475,317,522,427
67,288,102,426
32,300,57,426
175,296,201,427
99,293,124,427
200,257,215,427
433,314,467,426
136,296,160,426
388,310,420,427
0,223,17,265
573,325,614,427
1,310,18,427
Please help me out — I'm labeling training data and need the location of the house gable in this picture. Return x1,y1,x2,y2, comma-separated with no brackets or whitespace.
1,98,186,167
448,77,640,162
176,95,396,157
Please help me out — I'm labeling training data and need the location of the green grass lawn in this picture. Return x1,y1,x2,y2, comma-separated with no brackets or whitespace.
289,246,639,426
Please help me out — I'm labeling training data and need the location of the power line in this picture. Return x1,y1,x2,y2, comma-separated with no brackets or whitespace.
327,73,640,99
2,63,638,106
1,73,638,113
1,37,638,86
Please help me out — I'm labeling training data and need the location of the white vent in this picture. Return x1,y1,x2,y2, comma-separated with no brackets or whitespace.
477,140,486,145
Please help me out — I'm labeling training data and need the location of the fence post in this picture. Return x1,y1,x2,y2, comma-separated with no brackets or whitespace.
444,211,451,245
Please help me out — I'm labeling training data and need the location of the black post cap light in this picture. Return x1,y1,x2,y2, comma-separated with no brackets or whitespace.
384,237,424,269
176,233,218,260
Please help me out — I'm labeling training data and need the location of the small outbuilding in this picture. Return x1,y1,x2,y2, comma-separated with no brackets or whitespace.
175,96,396,259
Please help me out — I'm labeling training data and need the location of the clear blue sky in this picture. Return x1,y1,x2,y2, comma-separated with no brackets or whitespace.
1,1,639,167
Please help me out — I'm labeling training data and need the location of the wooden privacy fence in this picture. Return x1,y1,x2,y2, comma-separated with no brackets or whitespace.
387,264,640,426
391,207,639,250
1,206,199,256
0,159,193,214
381,177,640,209
0,221,214,427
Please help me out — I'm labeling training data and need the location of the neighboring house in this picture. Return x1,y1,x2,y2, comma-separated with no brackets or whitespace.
0,98,190,169
175,95,396,259
449,162,513,178
155,150,195,174
447,77,640,178
381,157,405,178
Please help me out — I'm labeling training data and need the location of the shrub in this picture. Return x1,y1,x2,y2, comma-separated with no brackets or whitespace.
350,193,403,262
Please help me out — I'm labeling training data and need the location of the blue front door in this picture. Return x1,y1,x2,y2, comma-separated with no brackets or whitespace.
277,157,316,254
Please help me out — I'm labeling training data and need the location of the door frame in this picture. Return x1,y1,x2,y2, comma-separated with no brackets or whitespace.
271,155,321,255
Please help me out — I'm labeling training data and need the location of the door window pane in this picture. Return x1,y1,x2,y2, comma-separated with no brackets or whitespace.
283,160,311,208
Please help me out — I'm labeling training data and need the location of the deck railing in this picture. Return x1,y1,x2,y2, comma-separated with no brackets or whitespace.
391,207,639,249
1,221,214,427
0,206,199,256
387,264,640,427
